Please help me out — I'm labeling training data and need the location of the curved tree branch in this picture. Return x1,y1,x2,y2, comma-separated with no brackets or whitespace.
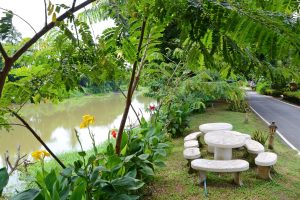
72,0,77,10
0,0,96,97
43,0,47,26
7,108,66,169
11,0,95,63
0,43,9,61
0,7,37,34
0,123,26,127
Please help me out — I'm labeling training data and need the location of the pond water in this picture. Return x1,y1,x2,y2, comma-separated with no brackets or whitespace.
0,93,155,168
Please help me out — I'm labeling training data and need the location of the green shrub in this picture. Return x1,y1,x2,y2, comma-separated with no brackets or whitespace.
265,89,283,97
252,130,269,145
12,118,168,199
159,103,190,138
228,100,249,113
256,82,270,94
283,91,300,105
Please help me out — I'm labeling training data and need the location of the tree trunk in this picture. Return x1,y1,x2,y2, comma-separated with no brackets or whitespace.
115,19,147,155
0,59,12,97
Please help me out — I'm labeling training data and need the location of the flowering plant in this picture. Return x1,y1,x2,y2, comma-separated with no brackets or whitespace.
31,149,50,173
79,114,97,154
31,150,50,161
149,104,156,111
80,114,95,128
111,129,117,138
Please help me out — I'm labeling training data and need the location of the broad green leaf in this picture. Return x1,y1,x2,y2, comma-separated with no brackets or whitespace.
117,165,126,176
0,167,9,195
121,144,128,155
155,149,167,157
69,182,85,200
90,166,107,182
140,165,154,176
138,154,149,160
106,143,115,156
120,132,128,152
106,155,122,170
60,167,73,178
110,193,140,200
156,143,169,148
11,189,41,200
150,136,159,146
124,154,135,163
51,185,60,200
125,168,137,178
111,176,144,191
153,160,166,167
45,170,57,193
78,151,86,157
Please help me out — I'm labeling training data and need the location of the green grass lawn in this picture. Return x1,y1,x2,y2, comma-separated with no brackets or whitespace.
144,103,300,200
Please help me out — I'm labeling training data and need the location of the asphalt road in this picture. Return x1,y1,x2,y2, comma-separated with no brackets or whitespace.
246,91,300,151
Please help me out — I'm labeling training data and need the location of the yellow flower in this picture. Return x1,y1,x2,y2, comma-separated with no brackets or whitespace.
31,150,50,160
80,114,95,128
31,151,43,160
41,150,50,157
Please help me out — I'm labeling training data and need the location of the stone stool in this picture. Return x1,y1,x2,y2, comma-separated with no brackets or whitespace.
184,140,199,149
183,148,201,173
184,131,203,142
255,152,277,180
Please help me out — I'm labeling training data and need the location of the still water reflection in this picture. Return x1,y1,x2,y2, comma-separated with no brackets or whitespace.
0,93,154,167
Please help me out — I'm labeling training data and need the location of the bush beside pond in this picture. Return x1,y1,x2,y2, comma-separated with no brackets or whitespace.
9,117,169,200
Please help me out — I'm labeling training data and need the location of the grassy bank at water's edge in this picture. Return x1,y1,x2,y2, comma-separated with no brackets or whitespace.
144,103,300,200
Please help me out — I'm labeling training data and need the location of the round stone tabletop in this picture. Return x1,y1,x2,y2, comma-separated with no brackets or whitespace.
199,123,233,134
204,130,246,148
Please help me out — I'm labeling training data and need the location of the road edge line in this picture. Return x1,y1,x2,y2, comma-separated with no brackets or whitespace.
249,106,300,155
269,96,300,109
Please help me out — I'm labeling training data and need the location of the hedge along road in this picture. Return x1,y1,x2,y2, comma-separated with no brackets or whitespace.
246,90,300,153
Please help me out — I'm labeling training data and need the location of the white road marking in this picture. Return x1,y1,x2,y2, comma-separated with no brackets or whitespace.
249,106,300,154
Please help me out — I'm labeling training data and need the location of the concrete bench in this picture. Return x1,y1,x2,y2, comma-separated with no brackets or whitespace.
184,131,203,142
184,140,199,149
255,152,277,180
183,148,201,173
191,159,249,186
245,139,264,154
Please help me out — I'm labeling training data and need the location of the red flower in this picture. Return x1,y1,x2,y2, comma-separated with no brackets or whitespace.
149,105,156,111
111,130,117,138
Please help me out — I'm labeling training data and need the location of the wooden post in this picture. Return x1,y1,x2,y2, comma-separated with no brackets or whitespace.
268,122,277,150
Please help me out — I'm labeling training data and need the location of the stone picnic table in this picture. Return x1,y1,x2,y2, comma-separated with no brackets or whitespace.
199,122,233,153
204,130,247,160
199,122,233,133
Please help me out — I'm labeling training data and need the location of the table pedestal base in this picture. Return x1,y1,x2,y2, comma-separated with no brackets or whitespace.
207,145,214,153
214,147,232,160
